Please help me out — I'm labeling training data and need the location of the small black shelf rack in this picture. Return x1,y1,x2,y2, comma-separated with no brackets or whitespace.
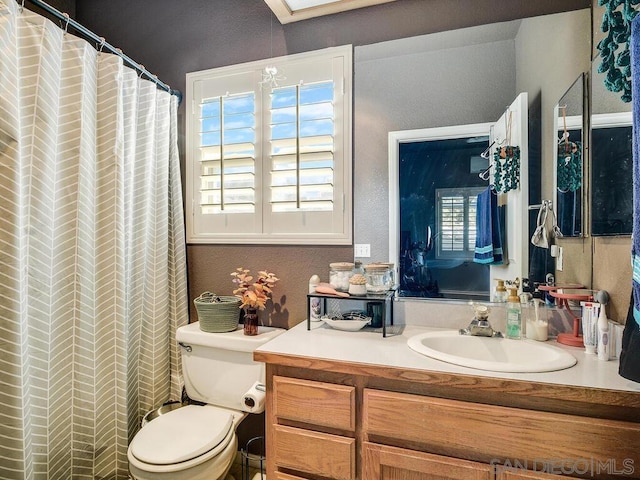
306,289,396,337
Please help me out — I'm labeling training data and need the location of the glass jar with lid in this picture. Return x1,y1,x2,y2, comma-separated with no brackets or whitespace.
329,262,354,292
364,263,390,294
378,262,395,289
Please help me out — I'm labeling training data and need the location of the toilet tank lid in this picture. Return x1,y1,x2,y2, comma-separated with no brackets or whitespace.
176,323,285,352
130,405,232,465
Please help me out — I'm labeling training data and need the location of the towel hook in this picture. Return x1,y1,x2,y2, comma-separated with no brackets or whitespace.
478,164,492,181
480,140,496,160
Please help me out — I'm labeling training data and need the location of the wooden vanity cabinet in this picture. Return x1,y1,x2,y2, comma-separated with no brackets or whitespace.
259,359,640,480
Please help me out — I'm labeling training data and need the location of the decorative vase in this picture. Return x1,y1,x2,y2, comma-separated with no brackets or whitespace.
243,308,259,336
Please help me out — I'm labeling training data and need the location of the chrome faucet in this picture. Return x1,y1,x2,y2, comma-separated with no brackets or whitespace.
459,303,503,338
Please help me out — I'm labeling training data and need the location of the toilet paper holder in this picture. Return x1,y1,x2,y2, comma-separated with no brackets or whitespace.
242,382,266,412
241,436,265,480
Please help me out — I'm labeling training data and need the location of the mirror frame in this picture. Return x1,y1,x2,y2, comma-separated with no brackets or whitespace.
553,72,587,238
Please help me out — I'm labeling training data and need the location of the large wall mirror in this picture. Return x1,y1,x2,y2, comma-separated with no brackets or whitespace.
371,9,591,301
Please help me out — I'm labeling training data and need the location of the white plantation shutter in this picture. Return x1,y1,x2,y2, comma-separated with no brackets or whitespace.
186,46,352,244
189,70,264,237
270,81,335,213
199,92,256,214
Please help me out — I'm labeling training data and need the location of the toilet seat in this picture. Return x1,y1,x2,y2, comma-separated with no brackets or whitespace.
129,405,233,468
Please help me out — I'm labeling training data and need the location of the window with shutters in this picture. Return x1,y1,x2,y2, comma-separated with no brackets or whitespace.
185,46,353,244
436,187,484,260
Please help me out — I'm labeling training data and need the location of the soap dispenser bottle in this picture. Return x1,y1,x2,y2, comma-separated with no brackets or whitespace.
493,279,508,302
505,287,522,339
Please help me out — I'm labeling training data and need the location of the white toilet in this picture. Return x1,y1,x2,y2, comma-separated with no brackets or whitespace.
127,322,284,480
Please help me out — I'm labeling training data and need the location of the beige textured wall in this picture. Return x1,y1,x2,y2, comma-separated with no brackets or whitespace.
187,245,352,329
592,237,632,323
556,239,593,291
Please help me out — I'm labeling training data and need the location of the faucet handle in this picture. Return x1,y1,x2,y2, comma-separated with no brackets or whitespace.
470,302,490,320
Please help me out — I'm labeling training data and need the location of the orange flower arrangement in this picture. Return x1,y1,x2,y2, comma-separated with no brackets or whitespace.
231,267,279,310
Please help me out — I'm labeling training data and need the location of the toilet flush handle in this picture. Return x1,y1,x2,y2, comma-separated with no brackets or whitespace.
178,342,192,352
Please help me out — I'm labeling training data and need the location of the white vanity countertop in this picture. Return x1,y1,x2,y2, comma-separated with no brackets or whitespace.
255,321,640,394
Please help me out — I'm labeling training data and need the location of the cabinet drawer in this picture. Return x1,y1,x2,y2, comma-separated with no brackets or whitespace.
274,376,355,431
273,424,355,480
363,389,640,467
273,473,311,480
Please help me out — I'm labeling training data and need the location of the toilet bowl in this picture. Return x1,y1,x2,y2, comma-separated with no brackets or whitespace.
127,323,284,480
128,404,245,480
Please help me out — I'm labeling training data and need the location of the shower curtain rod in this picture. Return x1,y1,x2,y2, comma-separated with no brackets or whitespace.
22,0,181,100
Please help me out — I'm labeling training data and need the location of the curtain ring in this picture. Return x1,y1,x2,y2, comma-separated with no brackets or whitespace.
19,0,25,13
97,37,106,54
138,65,145,78
62,12,70,35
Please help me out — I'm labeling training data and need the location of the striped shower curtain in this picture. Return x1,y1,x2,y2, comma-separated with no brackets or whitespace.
0,1,189,478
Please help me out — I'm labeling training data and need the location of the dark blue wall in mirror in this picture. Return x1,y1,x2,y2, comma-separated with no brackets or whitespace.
591,125,633,236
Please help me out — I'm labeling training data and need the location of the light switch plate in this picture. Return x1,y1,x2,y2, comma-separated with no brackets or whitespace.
557,246,563,271
354,243,371,257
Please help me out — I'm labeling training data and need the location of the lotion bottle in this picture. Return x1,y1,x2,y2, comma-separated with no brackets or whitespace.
597,305,609,361
505,287,522,339
493,279,507,302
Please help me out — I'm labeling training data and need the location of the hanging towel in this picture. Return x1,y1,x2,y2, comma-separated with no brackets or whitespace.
473,187,503,265
531,201,562,249
620,14,640,383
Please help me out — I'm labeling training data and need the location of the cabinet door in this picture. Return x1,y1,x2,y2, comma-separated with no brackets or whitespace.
364,442,493,480
497,471,580,479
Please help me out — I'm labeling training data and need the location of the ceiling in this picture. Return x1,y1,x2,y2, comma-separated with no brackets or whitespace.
263,0,397,24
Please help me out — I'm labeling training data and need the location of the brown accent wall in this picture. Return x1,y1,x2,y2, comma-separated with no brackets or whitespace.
592,237,632,323
25,0,76,22
188,245,351,329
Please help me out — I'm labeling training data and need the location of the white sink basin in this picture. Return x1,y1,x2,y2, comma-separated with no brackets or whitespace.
407,330,577,373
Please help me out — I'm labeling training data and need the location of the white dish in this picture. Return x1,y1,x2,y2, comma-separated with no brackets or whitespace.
322,317,371,331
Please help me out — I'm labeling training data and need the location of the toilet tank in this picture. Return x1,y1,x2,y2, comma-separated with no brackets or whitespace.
176,322,284,411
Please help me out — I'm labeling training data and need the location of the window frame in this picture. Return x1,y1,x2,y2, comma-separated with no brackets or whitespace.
185,45,353,245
